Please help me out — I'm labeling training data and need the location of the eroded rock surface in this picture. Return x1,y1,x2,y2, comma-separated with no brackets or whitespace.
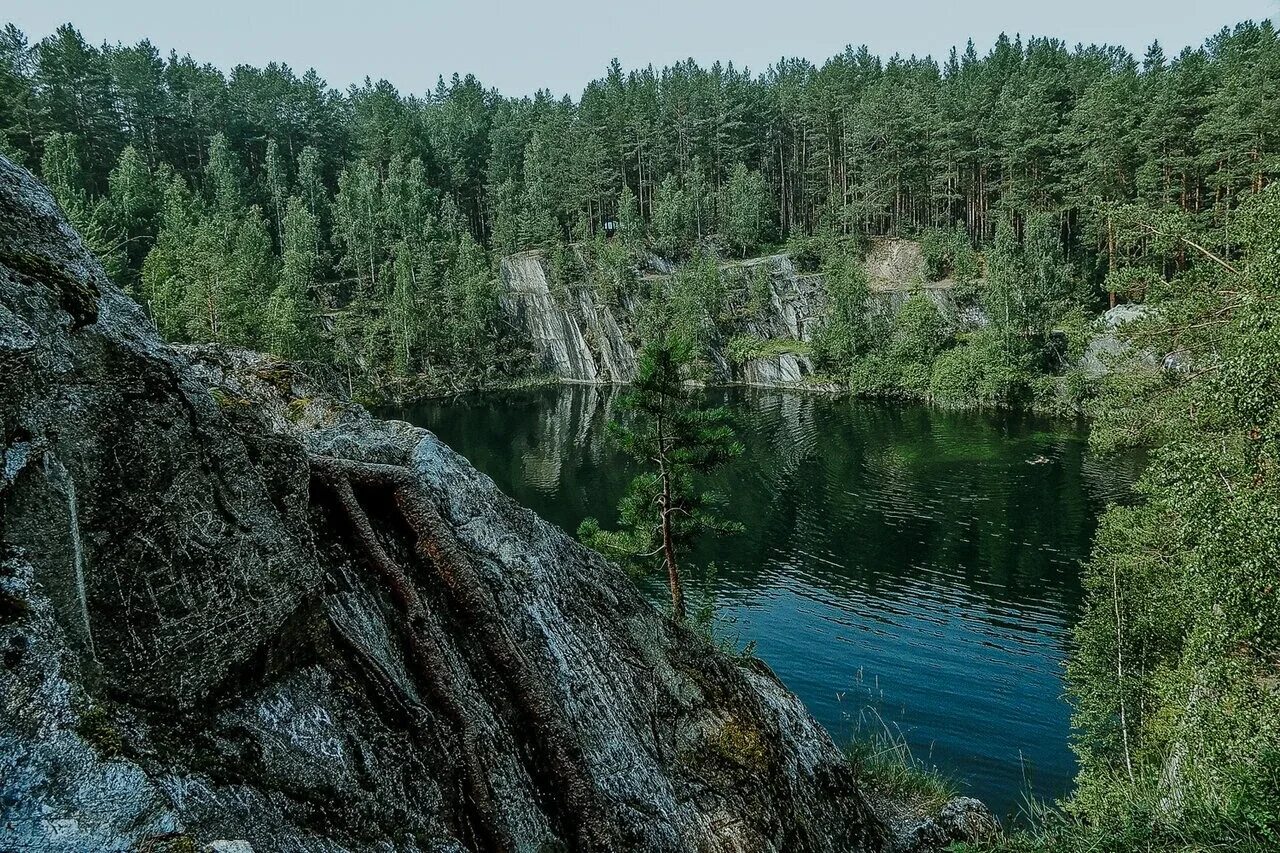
499,251,636,384
497,247,991,390
0,155,988,852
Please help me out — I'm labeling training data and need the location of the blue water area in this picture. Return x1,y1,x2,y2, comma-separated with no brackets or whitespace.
385,385,1138,819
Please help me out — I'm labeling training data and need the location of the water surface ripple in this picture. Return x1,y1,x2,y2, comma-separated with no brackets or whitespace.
386,385,1138,818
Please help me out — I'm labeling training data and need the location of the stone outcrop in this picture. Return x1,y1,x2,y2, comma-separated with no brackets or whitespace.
498,251,830,387
868,283,986,332
738,351,814,386
499,251,636,384
0,157,990,850
497,247,984,391
726,255,826,344
719,255,826,387
1080,303,1152,377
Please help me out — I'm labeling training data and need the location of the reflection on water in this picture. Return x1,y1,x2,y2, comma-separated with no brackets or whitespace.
385,385,1139,818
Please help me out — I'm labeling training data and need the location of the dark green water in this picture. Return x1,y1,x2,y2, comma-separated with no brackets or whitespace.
386,385,1137,819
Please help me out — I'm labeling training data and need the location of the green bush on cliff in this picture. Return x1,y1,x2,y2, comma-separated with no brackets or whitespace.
804,221,1094,412
887,295,953,395
725,334,809,365
811,244,886,374
658,251,730,351
919,225,980,285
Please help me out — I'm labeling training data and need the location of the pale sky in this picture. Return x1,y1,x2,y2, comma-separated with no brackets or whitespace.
7,0,1278,97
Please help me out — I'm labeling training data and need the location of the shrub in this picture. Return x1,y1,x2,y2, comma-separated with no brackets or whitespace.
919,225,979,284
929,339,984,404
725,334,809,365
929,332,1033,408
888,295,952,395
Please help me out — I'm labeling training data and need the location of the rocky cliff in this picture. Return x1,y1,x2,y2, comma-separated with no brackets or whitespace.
499,251,637,384
498,251,830,389
0,160,993,850
497,245,978,392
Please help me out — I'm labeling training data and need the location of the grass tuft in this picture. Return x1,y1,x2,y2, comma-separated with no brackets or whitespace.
845,707,957,812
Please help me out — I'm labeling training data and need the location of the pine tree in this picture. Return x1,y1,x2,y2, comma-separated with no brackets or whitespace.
446,231,497,363
719,164,771,256
333,160,383,293
40,132,122,279
33,25,121,189
264,138,289,243
105,39,168,159
140,136,274,346
142,173,198,338
578,332,742,621
0,24,36,164
264,196,320,359
103,145,160,292
617,183,644,247
650,173,693,257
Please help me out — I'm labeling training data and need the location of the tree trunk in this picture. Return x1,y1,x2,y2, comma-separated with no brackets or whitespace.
1107,216,1117,309
659,466,685,622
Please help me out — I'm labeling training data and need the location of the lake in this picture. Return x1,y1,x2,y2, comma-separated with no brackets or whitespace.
384,385,1137,820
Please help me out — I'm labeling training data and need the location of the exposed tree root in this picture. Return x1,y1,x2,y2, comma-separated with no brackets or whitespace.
310,453,612,851
309,455,509,852
393,479,613,851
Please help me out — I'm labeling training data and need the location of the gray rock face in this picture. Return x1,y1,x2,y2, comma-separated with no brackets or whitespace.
498,251,830,388
499,251,636,383
740,352,815,387
204,843,256,853
719,255,825,387
0,156,987,851
869,284,985,332
497,249,985,390
729,255,827,344
884,797,1000,852
0,158,317,705
1080,303,1156,378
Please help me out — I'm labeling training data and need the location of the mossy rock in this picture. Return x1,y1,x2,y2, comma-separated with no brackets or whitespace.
135,833,200,853
252,362,298,395
708,717,771,774
209,387,253,409
76,703,126,758
285,397,313,423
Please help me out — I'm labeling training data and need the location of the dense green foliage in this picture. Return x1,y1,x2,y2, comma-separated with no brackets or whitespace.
799,221,1087,412
963,185,1280,853
4,18,1280,845
920,225,981,285
2,19,1277,390
1062,184,1280,850
812,243,885,376
578,334,742,621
